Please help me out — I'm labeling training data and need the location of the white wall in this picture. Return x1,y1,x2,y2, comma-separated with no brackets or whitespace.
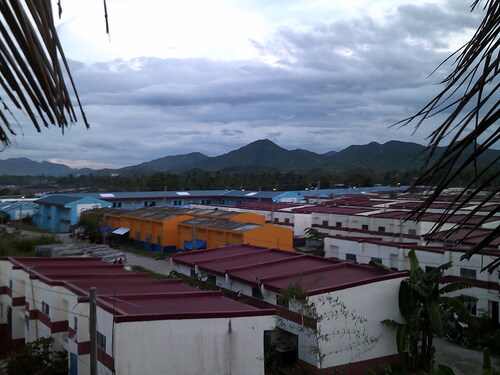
312,278,404,369
114,315,274,375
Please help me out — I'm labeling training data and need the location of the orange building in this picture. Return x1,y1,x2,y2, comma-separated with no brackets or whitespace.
84,206,272,253
108,210,192,252
177,217,293,251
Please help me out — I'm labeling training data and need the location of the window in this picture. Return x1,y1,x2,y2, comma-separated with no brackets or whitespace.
97,331,106,351
335,222,342,227
150,201,156,206
361,224,369,230
284,218,290,224
157,236,162,245
74,316,78,331
135,231,140,241
42,301,49,316
346,253,357,262
322,220,328,226
273,218,278,223
378,226,386,232
276,295,289,309
408,229,417,236
145,233,151,243
252,287,263,300
143,201,148,207
460,268,477,280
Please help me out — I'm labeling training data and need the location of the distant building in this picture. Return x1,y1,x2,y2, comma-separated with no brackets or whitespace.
0,201,37,221
33,195,112,232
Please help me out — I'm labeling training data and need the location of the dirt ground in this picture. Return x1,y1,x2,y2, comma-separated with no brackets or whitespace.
434,337,500,375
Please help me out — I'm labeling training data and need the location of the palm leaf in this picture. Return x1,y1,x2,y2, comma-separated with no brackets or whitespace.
408,249,420,272
0,0,90,145
426,302,444,337
399,279,416,320
439,281,471,295
394,0,500,271
396,324,409,353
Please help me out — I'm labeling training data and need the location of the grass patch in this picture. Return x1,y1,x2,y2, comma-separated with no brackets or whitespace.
130,265,169,280
0,232,57,257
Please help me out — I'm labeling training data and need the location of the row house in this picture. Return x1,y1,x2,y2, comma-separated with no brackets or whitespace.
324,235,499,324
0,257,275,375
171,244,408,374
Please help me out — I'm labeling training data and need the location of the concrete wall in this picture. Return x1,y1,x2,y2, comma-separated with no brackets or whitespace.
113,315,275,375
312,278,403,369
324,236,500,324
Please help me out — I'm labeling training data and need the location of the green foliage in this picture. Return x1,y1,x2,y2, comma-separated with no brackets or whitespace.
303,227,325,256
2,337,68,375
434,364,457,375
481,348,500,375
382,250,475,373
0,232,57,256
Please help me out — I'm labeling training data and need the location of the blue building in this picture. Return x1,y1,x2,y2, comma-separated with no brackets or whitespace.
33,195,112,232
0,201,38,221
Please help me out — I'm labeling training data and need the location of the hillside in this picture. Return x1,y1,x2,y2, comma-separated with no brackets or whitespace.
0,139,498,176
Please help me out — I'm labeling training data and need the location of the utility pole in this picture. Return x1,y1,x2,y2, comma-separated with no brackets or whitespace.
89,287,97,375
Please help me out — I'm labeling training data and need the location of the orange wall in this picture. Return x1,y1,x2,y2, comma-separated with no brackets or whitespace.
177,222,293,251
243,225,293,251
106,213,193,247
231,212,265,225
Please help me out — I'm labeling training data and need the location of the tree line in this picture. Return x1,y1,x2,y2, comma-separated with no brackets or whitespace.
0,166,496,195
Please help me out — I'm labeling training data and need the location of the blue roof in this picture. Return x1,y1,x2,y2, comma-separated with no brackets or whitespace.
36,195,84,205
220,190,282,199
58,190,230,200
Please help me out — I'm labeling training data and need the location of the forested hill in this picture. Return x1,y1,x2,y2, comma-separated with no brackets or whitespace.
0,139,498,176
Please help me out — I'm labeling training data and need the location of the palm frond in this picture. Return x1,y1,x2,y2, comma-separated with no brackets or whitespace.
395,0,500,271
0,0,90,145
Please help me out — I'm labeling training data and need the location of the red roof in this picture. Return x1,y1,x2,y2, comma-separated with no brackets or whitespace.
171,245,406,296
291,206,376,215
7,257,275,321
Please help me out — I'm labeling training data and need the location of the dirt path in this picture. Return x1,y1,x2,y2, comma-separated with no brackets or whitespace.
434,338,500,375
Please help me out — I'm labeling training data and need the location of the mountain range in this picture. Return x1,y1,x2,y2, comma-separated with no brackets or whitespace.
0,139,498,177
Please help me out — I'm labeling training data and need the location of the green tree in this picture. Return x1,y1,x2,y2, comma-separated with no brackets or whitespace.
383,250,475,373
303,227,325,256
2,337,68,375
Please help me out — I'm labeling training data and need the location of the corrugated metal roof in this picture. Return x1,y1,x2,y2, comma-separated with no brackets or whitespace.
35,195,84,205
7,257,274,320
171,244,407,296
179,217,261,231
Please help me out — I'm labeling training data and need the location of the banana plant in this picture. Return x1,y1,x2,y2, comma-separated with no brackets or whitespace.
383,250,475,373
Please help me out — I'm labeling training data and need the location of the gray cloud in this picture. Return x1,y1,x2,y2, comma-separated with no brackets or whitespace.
0,1,486,169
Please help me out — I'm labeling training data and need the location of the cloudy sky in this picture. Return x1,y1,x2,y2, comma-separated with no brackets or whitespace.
1,0,484,169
